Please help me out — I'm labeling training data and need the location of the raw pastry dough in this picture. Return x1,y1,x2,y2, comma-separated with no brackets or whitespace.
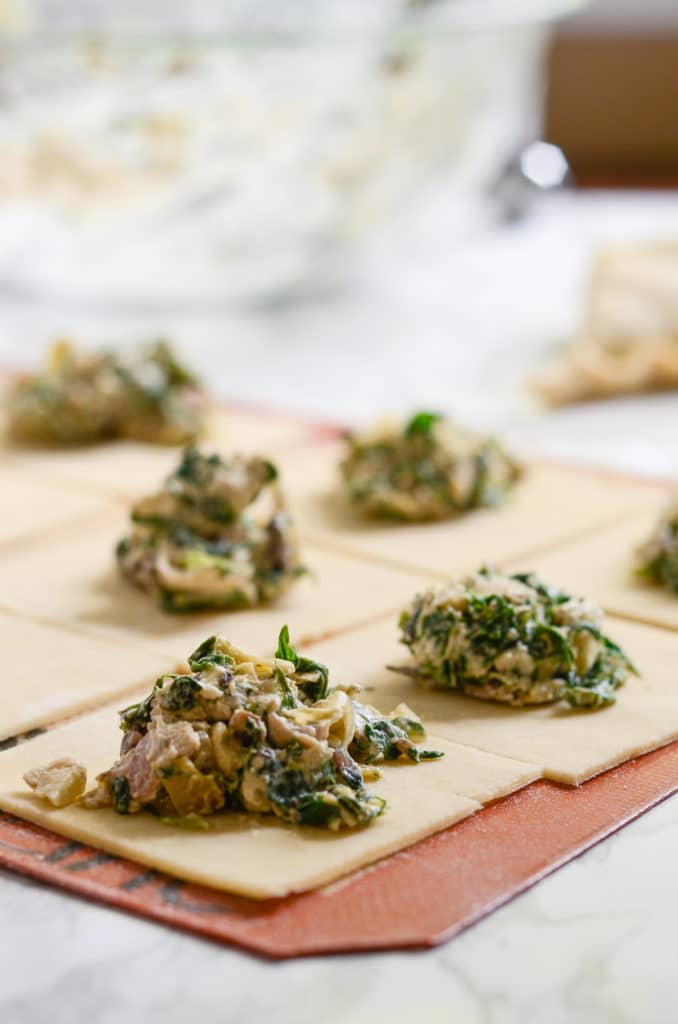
0,508,433,661
277,444,658,578
519,508,678,633
0,612,172,741
3,407,315,500
5,442,179,500
302,615,678,785
0,467,115,546
409,740,541,804
0,702,480,898
206,407,317,456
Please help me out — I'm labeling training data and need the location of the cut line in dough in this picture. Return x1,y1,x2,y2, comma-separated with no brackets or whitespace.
0,507,434,662
3,406,315,501
0,466,116,548
517,507,678,634
0,611,175,742
276,444,666,578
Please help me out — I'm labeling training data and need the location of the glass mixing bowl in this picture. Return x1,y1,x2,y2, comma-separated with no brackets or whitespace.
0,1,587,308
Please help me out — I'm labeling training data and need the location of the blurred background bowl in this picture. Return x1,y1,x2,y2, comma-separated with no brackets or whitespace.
0,0,586,310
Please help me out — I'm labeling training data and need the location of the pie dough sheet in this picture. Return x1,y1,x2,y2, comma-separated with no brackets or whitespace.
0,612,174,742
0,508,433,662
0,466,115,547
277,444,663,578
302,615,678,785
2,406,314,500
517,508,678,633
0,702,483,898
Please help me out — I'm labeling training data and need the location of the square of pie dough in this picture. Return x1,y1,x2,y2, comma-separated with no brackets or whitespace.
0,613,173,742
407,736,541,804
0,702,479,898
276,443,665,578
5,442,180,501
518,505,678,633
3,406,317,501
205,406,321,455
0,466,116,547
0,507,433,663
301,614,678,785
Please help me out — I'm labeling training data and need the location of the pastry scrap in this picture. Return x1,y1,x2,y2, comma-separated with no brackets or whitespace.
340,411,521,521
636,504,678,593
530,334,678,407
531,241,678,406
25,627,442,831
116,447,304,612
396,568,635,708
8,338,203,445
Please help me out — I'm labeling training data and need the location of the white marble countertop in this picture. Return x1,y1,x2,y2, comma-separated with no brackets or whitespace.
1,189,678,1022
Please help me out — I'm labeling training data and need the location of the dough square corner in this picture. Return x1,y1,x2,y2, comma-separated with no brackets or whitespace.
0,465,119,546
520,506,678,633
0,613,170,742
302,611,678,789
204,406,315,457
0,515,432,665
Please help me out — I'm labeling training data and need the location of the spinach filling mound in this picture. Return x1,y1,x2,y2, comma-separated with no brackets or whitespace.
82,627,442,831
117,447,304,611
397,568,636,709
8,339,202,445
635,506,678,593
340,411,521,522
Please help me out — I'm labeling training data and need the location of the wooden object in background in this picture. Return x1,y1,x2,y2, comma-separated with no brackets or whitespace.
546,34,678,185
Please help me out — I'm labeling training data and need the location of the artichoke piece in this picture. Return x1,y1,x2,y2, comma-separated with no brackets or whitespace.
24,758,87,807
159,757,225,817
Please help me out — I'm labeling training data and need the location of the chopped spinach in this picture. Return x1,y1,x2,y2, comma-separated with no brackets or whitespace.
8,339,202,446
111,776,132,814
404,410,442,437
117,447,304,613
351,702,442,764
163,675,202,712
275,625,329,702
397,569,635,709
341,414,521,522
636,510,678,594
119,679,162,732
88,626,441,832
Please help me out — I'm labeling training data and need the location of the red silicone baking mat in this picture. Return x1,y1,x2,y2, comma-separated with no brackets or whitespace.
1,740,677,959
